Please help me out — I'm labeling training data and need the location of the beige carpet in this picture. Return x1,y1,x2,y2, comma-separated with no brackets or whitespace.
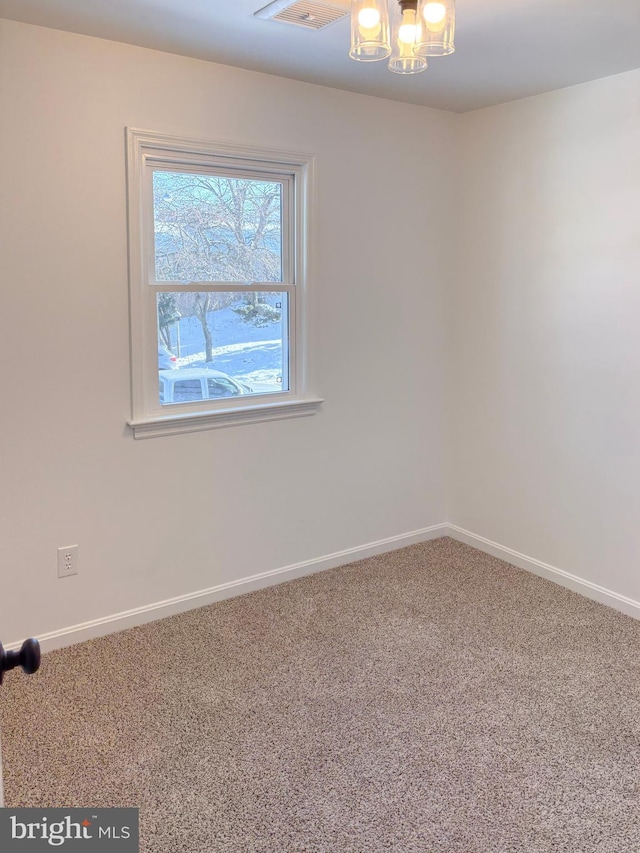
1,537,639,852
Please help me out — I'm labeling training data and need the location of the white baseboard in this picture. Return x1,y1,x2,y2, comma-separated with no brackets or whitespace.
445,524,640,621
13,523,449,653
10,521,639,653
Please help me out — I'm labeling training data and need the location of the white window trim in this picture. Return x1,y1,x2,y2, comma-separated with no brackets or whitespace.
125,128,322,439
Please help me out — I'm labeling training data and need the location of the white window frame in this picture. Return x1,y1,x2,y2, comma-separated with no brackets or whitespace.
125,128,321,439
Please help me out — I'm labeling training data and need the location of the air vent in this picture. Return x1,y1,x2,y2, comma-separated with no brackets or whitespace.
255,0,349,30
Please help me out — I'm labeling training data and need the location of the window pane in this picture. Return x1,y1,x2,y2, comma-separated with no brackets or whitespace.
157,292,289,405
172,380,204,402
207,378,238,398
153,171,283,283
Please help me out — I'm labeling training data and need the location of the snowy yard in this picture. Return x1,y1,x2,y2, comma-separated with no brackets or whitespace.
164,304,285,390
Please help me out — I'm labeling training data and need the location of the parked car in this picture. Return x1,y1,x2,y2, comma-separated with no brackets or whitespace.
159,368,253,404
158,344,178,370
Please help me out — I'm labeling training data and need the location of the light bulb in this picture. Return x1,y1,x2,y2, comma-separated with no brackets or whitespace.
423,2,446,25
350,0,390,61
398,9,418,44
358,6,381,29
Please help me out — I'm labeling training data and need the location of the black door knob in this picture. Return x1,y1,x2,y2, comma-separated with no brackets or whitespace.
0,638,41,685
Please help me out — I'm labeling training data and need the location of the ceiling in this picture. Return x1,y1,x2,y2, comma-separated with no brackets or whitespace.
1,0,639,112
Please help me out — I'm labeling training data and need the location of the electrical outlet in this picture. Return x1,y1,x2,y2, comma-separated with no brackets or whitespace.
57,545,78,578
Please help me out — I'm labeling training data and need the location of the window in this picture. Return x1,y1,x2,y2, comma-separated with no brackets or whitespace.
126,129,321,438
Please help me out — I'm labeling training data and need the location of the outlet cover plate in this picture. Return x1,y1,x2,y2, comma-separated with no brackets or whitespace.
57,545,78,578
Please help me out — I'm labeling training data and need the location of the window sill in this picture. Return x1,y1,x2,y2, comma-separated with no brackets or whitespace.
128,397,323,439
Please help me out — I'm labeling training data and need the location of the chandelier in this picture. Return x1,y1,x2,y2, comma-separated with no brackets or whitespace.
350,0,455,74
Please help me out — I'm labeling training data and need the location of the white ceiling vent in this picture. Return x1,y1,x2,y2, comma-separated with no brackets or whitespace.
255,0,349,31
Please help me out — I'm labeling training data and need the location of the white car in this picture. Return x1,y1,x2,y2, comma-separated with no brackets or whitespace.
159,368,252,404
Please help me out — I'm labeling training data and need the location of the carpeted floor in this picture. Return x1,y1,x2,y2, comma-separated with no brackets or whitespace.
1,537,639,852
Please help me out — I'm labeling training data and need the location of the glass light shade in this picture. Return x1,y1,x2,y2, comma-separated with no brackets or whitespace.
388,2,427,74
414,0,455,56
350,0,391,62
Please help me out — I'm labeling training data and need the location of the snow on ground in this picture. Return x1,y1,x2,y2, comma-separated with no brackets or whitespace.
168,306,284,389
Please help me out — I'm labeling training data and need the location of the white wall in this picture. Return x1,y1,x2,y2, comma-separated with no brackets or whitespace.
2,19,638,647
451,69,640,603
0,20,455,645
